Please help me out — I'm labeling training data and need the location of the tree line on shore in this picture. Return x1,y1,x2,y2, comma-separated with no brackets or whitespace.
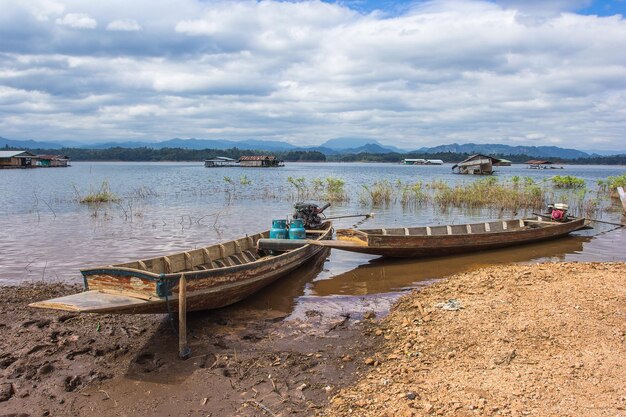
5,145,626,165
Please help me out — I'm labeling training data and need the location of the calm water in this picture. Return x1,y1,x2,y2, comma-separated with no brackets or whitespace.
1,162,625,315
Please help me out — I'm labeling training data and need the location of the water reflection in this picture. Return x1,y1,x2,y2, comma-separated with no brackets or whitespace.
309,235,591,297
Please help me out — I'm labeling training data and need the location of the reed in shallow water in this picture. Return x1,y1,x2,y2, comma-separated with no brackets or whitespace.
434,177,546,211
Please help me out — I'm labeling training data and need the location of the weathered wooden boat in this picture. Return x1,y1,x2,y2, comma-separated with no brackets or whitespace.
618,187,626,214
310,217,588,258
30,222,333,314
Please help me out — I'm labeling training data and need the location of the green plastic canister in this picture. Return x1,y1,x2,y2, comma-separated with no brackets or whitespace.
270,219,288,239
289,219,306,239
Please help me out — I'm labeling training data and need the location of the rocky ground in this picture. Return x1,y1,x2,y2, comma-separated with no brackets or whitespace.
323,262,626,417
2,262,624,417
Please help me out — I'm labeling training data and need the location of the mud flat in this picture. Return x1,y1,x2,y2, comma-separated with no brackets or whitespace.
324,262,626,417
0,283,380,416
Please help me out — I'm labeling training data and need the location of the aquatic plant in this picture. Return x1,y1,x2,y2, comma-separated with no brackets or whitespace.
128,186,158,199
286,176,347,202
79,181,120,204
551,175,586,189
360,180,394,206
598,173,626,197
434,177,546,211
324,177,347,202
287,176,309,201
400,182,429,207
426,179,449,190
240,175,252,186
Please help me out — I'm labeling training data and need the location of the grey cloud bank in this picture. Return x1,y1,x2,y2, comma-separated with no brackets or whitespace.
0,0,625,151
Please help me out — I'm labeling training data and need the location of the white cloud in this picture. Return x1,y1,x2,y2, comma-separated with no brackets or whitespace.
0,0,625,151
106,19,142,31
55,12,97,29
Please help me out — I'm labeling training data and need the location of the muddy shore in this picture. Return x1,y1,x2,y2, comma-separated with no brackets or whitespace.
2,262,625,416
0,283,379,416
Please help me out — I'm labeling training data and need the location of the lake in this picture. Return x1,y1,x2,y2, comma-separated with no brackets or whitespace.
1,161,625,315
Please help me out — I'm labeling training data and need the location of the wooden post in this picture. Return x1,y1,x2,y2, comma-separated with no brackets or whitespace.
178,274,190,359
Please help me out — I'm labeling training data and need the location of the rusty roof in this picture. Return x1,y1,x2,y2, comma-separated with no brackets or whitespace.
525,160,553,165
239,155,276,161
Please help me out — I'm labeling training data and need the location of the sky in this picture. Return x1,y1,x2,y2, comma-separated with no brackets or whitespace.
1,0,625,150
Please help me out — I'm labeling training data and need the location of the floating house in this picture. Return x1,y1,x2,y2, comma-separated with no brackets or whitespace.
238,155,284,168
403,158,444,165
525,159,562,169
452,154,503,175
204,156,237,167
36,155,70,167
0,150,37,168
0,151,70,169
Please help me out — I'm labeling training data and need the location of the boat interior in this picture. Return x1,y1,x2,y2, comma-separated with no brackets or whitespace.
339,218,550,238
101,223,331,275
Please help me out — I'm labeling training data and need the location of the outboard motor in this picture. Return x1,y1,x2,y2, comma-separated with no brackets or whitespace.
293,202,330,229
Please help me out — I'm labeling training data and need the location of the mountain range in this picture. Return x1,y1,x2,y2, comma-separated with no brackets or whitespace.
2,136,624,159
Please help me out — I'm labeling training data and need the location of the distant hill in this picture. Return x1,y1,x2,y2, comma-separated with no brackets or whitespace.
416,143,590,159
320,137,406,153
0,136,65,149
84,138,299,151
2,135,609,159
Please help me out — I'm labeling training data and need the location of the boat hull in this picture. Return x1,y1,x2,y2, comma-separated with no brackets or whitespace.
317,218,587,258
30,223,332,314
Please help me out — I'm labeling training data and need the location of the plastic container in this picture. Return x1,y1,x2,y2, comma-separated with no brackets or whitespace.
270,219,288,239
288,218,306,239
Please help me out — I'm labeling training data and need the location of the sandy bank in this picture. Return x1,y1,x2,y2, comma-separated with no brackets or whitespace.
323,262,626,417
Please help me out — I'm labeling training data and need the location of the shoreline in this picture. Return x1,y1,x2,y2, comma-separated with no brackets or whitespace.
324,262,626,417
2,261,625,416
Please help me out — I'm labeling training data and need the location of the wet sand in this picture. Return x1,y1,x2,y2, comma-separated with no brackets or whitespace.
1,262,625,416
0,283,379,416
324,262,626,417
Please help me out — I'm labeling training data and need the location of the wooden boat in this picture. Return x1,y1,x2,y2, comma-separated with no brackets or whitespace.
310,217,588,258
618,187,626,214
30,222,333,314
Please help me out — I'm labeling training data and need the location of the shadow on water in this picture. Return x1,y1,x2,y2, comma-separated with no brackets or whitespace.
309,234,593,297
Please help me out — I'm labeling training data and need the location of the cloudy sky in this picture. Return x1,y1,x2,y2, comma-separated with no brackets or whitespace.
1,0,625,150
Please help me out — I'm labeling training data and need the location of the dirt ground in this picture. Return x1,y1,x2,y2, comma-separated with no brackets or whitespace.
2,262,624,417
0,283,379,417
323,262,626,417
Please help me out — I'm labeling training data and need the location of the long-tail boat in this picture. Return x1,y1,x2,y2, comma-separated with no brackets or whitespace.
618,187,626,214
310,217,588,258
30,222,333,314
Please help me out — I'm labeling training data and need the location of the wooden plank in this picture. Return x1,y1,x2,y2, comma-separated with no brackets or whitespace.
404,228,410,236
446,225,453,235
502,221,507,230
519,219,525,227
484,223,491,232
179,274,190,359
257,238,309,251
426,227,432,236
162,256,172,273
466,224,472,234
